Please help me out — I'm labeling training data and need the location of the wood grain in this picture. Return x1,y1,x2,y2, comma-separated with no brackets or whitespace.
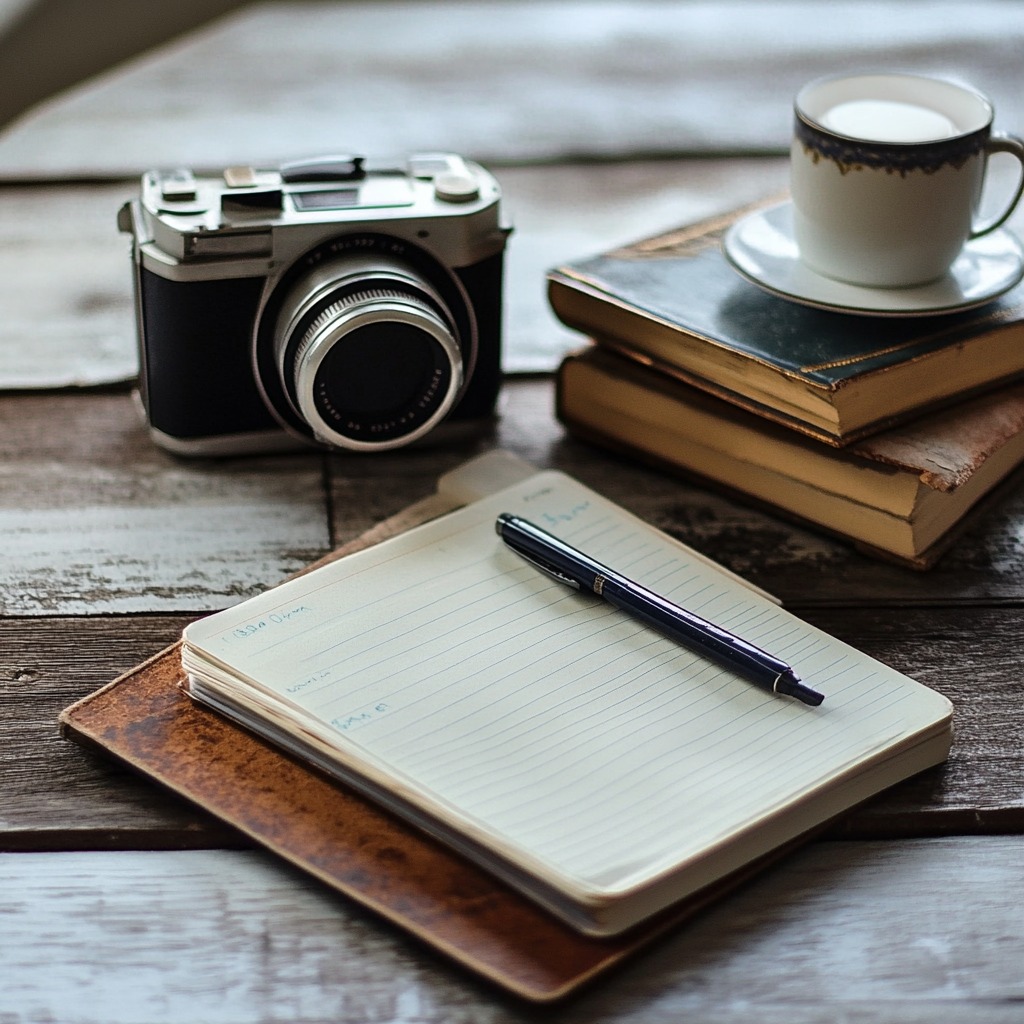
0,615,240,849
1,3,1022,1016
1,839,1021,1021
1,2,1022,176
0,393,330,614
4,381,1024,617
0,183,136,388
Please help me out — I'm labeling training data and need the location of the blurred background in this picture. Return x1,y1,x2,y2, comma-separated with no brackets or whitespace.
2,0,1023,170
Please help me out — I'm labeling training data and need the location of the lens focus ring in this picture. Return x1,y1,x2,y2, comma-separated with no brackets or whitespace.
290,286,463,450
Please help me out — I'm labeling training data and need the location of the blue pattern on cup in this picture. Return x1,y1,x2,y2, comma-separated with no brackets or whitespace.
794,114,988,175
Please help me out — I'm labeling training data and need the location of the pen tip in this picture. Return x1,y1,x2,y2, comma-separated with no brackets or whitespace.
777,673,825,707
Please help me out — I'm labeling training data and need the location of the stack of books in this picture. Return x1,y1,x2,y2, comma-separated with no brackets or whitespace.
548,202,1024,567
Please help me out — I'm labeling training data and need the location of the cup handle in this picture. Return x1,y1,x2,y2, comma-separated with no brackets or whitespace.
971,132,1024,238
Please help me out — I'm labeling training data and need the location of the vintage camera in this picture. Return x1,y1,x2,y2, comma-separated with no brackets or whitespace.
118,153,511,455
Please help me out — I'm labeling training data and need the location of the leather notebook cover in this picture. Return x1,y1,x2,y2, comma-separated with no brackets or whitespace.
61,638,794,1001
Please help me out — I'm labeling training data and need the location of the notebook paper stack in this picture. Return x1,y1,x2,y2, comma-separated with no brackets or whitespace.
548,202,1024,566
181,464,952,936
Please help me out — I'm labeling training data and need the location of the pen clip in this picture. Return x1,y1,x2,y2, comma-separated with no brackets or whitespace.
512,549,582,591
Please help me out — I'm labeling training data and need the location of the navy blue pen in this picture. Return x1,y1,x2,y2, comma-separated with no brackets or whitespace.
496,513,824,707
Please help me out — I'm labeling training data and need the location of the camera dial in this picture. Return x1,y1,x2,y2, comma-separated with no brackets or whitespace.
271,254,467,451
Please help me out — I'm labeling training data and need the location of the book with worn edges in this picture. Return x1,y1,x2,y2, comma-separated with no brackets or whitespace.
556,345,1024,567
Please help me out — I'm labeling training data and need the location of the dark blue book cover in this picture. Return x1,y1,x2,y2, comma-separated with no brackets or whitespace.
548,204,1024,444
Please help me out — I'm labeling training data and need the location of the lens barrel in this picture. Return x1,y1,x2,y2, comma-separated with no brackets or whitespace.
273,256,465,450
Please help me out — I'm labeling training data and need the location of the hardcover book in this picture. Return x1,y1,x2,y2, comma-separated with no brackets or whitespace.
547,202,1024,446
556,345,1024,566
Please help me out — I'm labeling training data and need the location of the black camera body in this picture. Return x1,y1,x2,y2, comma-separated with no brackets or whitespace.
118,153,511,455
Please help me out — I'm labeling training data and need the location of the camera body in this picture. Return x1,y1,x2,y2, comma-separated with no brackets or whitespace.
118,153,511,455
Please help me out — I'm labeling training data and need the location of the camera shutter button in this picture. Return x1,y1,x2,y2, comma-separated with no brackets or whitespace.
434,171,480,203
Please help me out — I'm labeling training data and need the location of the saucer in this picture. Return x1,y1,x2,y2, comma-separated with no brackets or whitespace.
722,201,1024,317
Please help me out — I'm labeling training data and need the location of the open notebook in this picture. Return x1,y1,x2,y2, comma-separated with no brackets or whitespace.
182,464,952,936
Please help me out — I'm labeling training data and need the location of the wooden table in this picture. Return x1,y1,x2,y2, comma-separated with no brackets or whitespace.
2,4,1023,1021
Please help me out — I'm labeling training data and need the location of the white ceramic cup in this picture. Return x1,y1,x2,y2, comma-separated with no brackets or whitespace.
790,73,1024,288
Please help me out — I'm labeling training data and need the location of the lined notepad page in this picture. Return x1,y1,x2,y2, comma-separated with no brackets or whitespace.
183,471,949,896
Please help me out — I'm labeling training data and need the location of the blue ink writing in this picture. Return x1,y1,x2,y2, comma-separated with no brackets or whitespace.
287,669,332,695
523,485,554,502
227,605,312,643
541,500,591,526
333,703,390,732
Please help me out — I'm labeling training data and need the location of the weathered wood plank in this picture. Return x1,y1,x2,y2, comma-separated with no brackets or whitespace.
0,183,135,387
556,435,1024,605
0,393,330,614
2,605,1020,848
0,615,243,848
1,2,1022,175
499,157,791,371
0,159,789,389
801,605,1024,837
330,378,1024,602
4,380,1024,617
0,839,1021,1021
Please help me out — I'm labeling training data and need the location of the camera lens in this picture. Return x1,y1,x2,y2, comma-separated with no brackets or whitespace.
272,255,465,450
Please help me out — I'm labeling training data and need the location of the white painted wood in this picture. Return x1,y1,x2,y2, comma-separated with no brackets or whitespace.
0,184,136,388
0,465,329,614
0,2,1022,175
0,839,1021,1021
0,395,330,615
